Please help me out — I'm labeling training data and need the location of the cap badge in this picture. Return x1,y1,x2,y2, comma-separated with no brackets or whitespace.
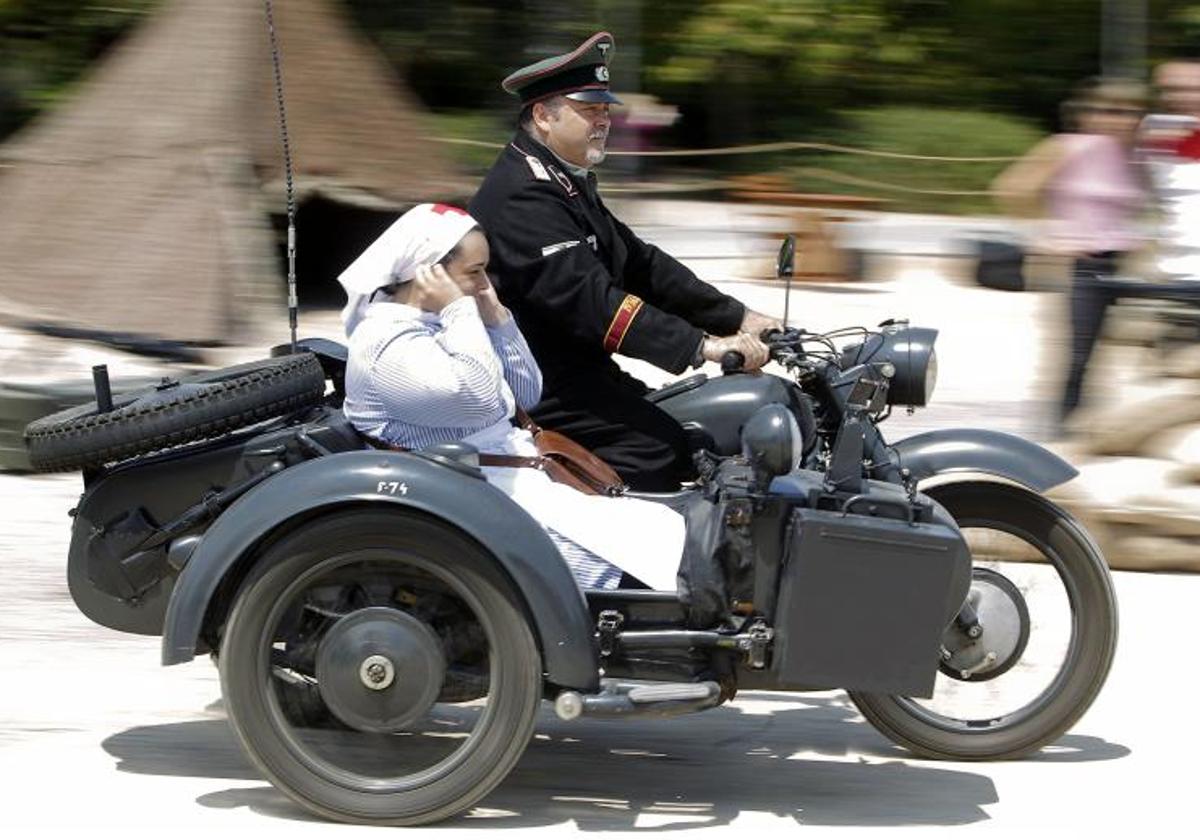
598,43,611,57
595,66,610,82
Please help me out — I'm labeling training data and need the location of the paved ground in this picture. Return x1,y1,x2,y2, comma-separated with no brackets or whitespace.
1,470,1197,836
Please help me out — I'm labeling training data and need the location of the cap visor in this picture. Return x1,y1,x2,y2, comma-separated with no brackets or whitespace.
565,89,623,104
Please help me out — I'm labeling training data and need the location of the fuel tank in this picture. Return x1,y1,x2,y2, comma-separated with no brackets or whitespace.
650,372,815,456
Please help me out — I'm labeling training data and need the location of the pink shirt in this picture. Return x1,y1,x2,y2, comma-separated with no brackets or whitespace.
1044,133,1144,254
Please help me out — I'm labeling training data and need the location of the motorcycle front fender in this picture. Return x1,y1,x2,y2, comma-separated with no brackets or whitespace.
160,450,599,691
876,428,1078,492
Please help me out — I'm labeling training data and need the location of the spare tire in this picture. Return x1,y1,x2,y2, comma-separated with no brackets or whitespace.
24,353,327,473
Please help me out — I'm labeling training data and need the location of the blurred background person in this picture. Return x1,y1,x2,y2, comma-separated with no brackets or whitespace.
992,78,1148,432
1140,60,1200,283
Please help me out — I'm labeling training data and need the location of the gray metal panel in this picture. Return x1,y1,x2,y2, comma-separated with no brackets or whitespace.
773,508,971,697
160,450,599,691
883,428,1078,492
67,431,265,636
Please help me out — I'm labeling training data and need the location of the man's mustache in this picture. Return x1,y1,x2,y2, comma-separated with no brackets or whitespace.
589,131,608,142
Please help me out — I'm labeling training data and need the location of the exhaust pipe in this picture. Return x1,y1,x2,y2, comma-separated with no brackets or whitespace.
554,679,722,721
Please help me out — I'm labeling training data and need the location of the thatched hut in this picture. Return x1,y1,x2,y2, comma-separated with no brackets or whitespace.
0,0,461,345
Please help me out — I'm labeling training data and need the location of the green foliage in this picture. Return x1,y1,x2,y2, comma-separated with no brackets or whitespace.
650,0,891,89
347,0,530,110
3,0,1199,216
782,106,1044,214
425,110,510,173
345,0,614,110
1160,1,1200,56
0,0,159,137
643,0,1107,145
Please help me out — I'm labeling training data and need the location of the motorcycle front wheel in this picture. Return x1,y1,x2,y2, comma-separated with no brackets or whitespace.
849,481,1118,760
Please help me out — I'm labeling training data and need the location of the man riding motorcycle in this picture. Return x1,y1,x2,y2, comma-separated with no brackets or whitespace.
469,32,778,491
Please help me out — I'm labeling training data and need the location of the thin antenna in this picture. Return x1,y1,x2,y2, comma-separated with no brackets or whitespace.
783,273,792,330
779,235,795,329
264,0,297,353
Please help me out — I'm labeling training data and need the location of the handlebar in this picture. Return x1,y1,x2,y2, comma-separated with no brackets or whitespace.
720,329,808,374
717,325,890,374
720,351,745,374
761,326,812,368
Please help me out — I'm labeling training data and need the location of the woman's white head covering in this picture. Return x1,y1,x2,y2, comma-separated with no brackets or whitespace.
337,203,480,335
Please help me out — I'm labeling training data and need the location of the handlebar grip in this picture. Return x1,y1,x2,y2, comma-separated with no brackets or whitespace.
720,351,745,374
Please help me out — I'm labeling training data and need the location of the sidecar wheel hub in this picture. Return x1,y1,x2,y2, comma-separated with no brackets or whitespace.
359,654,396,690
940,568,1030,682
315,607,445,732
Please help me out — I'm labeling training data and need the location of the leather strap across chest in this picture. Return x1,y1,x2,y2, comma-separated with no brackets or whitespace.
362,434,541,470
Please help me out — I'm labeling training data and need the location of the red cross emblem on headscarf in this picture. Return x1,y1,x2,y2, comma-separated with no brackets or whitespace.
431,203,469,216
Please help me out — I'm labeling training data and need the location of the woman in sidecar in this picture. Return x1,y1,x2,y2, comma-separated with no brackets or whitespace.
336,202,685,592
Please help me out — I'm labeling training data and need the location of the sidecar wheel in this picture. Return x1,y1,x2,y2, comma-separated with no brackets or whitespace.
849,482,1117,760
218,510,542,825
23,353,325,472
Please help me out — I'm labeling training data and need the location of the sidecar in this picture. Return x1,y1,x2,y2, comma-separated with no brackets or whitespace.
28,341,1002,826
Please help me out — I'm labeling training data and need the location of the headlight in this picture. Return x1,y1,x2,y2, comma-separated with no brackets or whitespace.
840,326,939,407
923,348,938,404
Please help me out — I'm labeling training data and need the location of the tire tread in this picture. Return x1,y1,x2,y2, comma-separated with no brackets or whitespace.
23,354,326,472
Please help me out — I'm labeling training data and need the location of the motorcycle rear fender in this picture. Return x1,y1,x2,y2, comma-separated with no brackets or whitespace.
879,428,1078,492
160,450,600,691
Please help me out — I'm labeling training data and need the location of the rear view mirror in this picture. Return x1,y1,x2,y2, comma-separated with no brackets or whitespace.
777,235,796,279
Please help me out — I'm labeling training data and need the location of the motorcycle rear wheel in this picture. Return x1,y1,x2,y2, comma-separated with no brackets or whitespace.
849,481,1118,761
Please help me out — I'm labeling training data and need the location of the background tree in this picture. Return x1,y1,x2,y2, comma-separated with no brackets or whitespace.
0,0,157,138
6,0,1200,212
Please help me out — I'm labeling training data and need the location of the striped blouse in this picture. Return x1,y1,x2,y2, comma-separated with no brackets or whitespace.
343,298,542,449
342,298,625,589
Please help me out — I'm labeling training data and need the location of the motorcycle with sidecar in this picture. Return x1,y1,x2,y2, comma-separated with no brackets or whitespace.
23,242,1117,826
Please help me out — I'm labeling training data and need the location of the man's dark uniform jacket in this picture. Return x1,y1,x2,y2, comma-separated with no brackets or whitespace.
469,133,745,490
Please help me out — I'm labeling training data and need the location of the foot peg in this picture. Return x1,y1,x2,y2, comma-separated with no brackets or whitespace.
554,679,722,720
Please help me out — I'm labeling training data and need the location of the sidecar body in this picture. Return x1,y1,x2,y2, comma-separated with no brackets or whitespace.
60,341,969,694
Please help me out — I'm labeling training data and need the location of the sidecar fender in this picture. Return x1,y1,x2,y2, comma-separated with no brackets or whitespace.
881,428,1078,492
160,450,599,691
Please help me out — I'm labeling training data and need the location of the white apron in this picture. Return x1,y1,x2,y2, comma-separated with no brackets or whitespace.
462,420,685,591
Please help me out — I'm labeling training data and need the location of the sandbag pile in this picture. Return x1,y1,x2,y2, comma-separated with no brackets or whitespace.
1052,309,1200,571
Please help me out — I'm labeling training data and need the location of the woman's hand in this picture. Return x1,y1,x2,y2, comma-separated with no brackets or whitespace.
473,283,510,326
410,264,463,312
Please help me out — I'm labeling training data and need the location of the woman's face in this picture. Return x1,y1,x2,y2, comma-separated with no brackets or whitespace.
1078,104,1142,142
442,230,491,294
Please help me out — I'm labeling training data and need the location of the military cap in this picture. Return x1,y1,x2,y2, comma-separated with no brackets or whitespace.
502,31,622,105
